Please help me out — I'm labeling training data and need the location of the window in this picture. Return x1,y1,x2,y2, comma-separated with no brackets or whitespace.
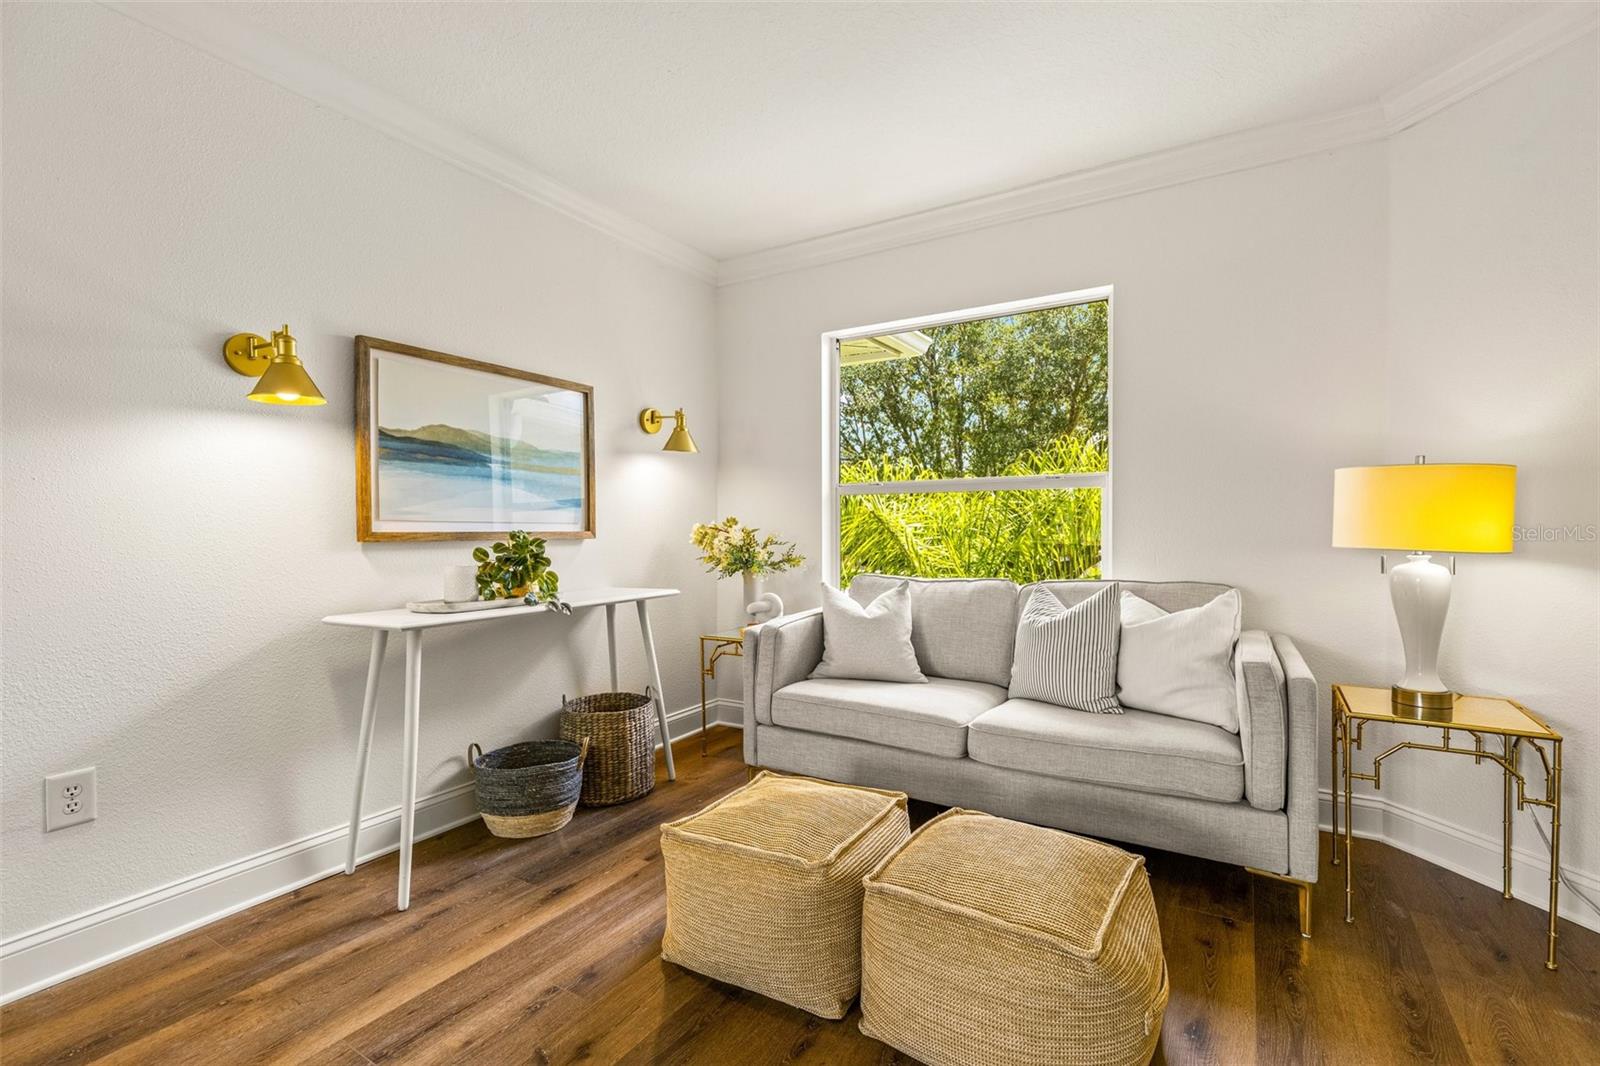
825,288,1111,585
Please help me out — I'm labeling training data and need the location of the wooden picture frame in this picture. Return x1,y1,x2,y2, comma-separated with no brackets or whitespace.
355,336,595,542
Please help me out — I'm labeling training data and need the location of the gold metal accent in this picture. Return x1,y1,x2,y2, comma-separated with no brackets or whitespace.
225,325,326,406
638,406,698,452
1391,685,1455,715
1247,868,1313,938
224,332,274,376
1333,682,1564,969
699,632,745,756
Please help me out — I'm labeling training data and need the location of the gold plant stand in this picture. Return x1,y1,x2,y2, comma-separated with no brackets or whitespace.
1331,683,1565,969
698,632,745,755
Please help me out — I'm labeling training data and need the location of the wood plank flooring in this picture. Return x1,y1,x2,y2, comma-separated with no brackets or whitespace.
4,726,1596,1065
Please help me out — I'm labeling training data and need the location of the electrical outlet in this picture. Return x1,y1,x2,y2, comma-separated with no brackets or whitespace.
45,767,96,831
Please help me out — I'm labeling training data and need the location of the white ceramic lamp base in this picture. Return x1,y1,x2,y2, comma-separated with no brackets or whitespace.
1388,552,1455,711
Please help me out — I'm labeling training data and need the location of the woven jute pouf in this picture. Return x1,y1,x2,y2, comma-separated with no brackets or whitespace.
860,809,1169,1066
659,770,910,1019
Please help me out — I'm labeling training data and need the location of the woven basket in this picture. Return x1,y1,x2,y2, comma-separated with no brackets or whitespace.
468,737,588,839
559,689,657,806
860,809,1168,1066
660,771,911,1019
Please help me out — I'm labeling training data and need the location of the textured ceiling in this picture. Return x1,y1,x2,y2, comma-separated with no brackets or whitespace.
228,1,1531,260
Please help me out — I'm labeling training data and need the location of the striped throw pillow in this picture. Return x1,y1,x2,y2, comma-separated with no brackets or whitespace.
1008,584,1122,713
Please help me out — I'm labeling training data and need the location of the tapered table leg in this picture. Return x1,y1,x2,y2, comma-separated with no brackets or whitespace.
637,600,675,781
397,629,422,911
345,630,388,875
605,603,619,691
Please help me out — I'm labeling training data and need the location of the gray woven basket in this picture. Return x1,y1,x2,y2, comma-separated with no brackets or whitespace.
468,737,588,838
559,689,657,806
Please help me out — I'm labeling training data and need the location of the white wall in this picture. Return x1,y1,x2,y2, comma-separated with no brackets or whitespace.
1,2,718,944
716,39,1597,911
1382,37,1597,887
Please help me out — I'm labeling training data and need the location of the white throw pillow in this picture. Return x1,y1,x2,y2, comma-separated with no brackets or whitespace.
1008,584,1121,714
811,581,927,683
1116,589,1241,731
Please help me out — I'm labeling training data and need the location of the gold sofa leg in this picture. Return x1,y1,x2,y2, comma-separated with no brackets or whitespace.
1247,868,1313,939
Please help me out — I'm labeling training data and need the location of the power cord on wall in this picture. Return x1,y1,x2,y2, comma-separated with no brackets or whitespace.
1524,807,1600,918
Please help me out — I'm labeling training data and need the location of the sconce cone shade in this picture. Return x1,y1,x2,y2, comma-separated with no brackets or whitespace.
639,406,697,452
248,354,326,405
663,415,698,453
1332,464,1515,553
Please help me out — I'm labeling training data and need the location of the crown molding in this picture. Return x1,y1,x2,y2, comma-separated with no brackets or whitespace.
99,1,719,284
717,5,1598,286
716,104,1388,286
1380,3,1598,134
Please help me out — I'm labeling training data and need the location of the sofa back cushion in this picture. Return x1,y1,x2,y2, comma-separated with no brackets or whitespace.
1027,579,1235,615
849,574,1020,687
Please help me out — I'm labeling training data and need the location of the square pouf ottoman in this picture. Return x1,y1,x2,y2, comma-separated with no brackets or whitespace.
660,770,910,1019
860,809,1169,1066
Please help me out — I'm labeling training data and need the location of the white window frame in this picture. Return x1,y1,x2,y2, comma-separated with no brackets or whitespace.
821,285,1114,585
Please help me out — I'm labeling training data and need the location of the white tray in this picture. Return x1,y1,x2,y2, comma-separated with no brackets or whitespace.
405,597,529,614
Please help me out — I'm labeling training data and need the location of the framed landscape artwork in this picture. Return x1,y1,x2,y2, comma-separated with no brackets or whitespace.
354,336,595,542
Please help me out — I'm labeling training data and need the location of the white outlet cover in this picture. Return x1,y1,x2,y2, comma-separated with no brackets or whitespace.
45,767,96,831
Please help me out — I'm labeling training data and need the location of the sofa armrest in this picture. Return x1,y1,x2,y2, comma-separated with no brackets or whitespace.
1272,634,1319,882
742,608,823,765
1236,631,1288,812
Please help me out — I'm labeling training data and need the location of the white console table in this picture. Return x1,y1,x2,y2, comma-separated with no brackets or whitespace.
323,586,679,911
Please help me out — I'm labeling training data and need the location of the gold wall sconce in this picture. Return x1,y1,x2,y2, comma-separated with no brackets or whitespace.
224,324,326,405
638,407,697,452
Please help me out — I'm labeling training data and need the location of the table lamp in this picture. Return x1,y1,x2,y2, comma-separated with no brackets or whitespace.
1331,458,1516,711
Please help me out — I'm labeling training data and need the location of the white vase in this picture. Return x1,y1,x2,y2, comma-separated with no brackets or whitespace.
443,563,479,603
741,573,766,622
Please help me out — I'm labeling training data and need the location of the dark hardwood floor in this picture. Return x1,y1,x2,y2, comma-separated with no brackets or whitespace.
4,726,1596,1065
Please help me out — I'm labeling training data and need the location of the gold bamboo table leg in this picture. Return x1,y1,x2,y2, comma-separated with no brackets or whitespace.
1503,735,1515,899
698,634,745,757
1546,738,1562,970
1330,695,1341,866
1330,684,1565,969
1342,703,1354,923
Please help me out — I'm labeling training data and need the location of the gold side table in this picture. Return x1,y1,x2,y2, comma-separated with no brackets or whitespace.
1331,683,1565,969
698,631,744,755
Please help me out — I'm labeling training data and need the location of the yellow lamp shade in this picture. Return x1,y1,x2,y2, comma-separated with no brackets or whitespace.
248,354,326,405
1332,463,1515,553
663,415,698,453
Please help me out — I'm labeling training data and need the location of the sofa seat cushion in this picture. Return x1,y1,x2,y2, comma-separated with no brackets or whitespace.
968,698,1244,802
771,676,1008,758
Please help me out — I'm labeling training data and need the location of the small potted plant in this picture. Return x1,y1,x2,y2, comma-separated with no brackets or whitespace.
473,530,571,613
691,517,805,621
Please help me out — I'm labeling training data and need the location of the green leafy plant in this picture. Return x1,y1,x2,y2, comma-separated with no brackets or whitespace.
472,530,570,613
690,517,806,578
838,434,1105,585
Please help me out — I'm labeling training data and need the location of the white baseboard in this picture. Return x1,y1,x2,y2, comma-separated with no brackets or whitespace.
1317,787,1599,934
658,697,743,748
0,698,744,1005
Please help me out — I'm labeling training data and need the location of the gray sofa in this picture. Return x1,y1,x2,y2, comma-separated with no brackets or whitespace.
741,574,1319,933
